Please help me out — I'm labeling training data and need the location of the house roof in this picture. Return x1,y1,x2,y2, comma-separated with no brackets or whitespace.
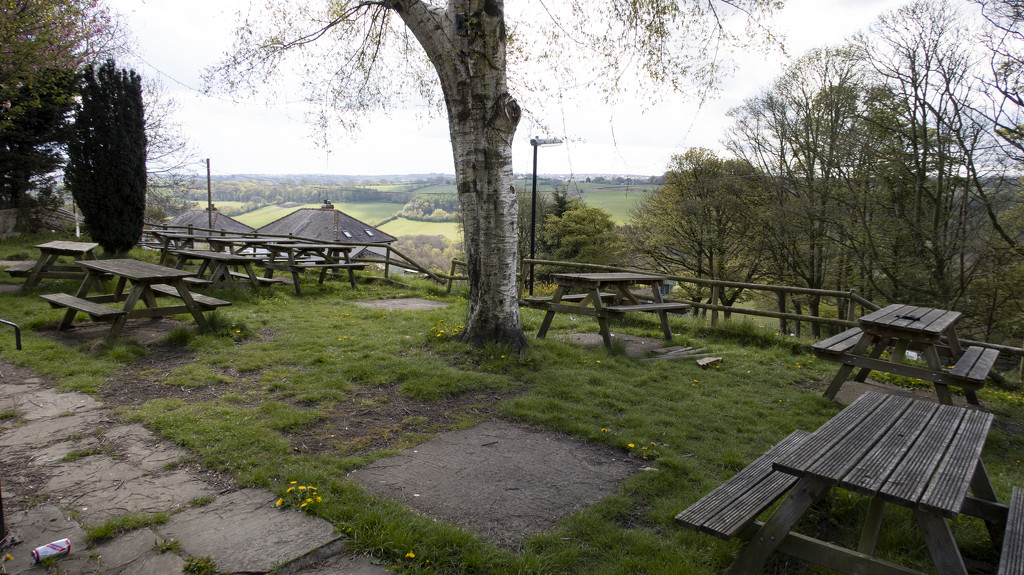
165,209,254,235
256,201,396,244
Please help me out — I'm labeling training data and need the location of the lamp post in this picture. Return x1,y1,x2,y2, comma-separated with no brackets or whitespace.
529,137,562,295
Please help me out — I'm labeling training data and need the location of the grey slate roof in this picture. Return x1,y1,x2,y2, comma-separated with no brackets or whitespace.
257,201,396,244
165,209,254,235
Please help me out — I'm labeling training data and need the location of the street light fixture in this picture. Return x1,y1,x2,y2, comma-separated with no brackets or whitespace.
529,136,563,295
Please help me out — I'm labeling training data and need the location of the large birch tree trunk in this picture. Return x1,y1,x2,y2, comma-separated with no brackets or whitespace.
392,0,526,350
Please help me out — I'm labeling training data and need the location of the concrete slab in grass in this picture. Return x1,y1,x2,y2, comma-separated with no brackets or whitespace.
347,419,641,548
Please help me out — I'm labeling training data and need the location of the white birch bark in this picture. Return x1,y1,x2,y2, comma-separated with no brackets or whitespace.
390,0,526,349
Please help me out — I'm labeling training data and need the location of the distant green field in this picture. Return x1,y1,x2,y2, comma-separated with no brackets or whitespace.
209,200,247,212
228,180,655,233
233,202,404,229
234,205,314,228
334,202,404,225
379,218,461,240
579,190,648,224
412,184,458,194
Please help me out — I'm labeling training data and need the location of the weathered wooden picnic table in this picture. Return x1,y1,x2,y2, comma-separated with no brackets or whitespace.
148,230,200,265
38,259,230,337
521,272,690,347
204,235,274,255
4,240,98,291
260,241,366,295
170,248,281,289
678,391,1013,575
814,304,1000,405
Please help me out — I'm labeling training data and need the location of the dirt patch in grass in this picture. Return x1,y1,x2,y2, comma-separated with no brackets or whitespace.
287,384,514,457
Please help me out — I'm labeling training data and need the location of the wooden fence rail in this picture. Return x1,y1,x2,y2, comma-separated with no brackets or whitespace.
521,258,1024,359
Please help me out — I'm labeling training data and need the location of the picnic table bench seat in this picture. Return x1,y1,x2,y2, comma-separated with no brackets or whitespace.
4,261,35,277
604,302,691,314
150,284,231,308
182,276,214,287
292,262,367,270
520,292,616,307
811,327,863,358
676,430,810,540
949,346,1000,387
225,270,285,285
39,293,126,322
999,487,1024,575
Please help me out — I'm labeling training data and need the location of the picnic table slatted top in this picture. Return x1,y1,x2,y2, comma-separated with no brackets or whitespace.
36,240,99,253
859,303,962,336
171,248,265,263
551,272,665,283
773,392,993,518
78,259,195,281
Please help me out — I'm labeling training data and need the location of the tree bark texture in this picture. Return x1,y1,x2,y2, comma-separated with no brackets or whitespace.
391,0,525,349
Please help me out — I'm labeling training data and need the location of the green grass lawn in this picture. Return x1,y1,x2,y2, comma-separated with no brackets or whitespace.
2,232,1022,574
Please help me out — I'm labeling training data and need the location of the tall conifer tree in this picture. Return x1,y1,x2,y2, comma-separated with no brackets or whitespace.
65,59,146,255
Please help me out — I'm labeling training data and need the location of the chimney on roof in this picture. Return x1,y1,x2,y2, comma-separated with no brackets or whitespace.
206,204,217,212
320,199,333,210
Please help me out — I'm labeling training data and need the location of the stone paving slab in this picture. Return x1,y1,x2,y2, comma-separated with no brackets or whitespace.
45,457,216,525
102,424,192,472
160,488,344,574
0,378,391,574
1,504,87,575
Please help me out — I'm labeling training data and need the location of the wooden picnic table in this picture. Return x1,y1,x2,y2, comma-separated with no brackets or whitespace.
170,248,280,289
685,391,1006,575
148,230,201,265
521,272,690,348
814,304,1000,405
39,259,230,337
4,241,98,291
260,241,365,295
203,235,276,255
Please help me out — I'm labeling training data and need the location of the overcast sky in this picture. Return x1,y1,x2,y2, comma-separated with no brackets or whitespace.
109,0,911,177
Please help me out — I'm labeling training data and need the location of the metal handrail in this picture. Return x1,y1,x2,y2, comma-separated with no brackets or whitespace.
0,319,20,351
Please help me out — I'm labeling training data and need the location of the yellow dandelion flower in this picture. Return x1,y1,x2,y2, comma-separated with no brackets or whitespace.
405,551,416,559
276,498,283,506
290,481,297,484
628,443,635,448
286,487,294,493
298,486,306,490
300,502,307,508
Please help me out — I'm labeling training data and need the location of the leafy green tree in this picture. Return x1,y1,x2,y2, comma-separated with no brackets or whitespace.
629,148,766,308
854,0,991,308
540,204,623,267
0,0,120,221
65,60,147,255
727,46,865,335
0,67,76,215
208,0,784,350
